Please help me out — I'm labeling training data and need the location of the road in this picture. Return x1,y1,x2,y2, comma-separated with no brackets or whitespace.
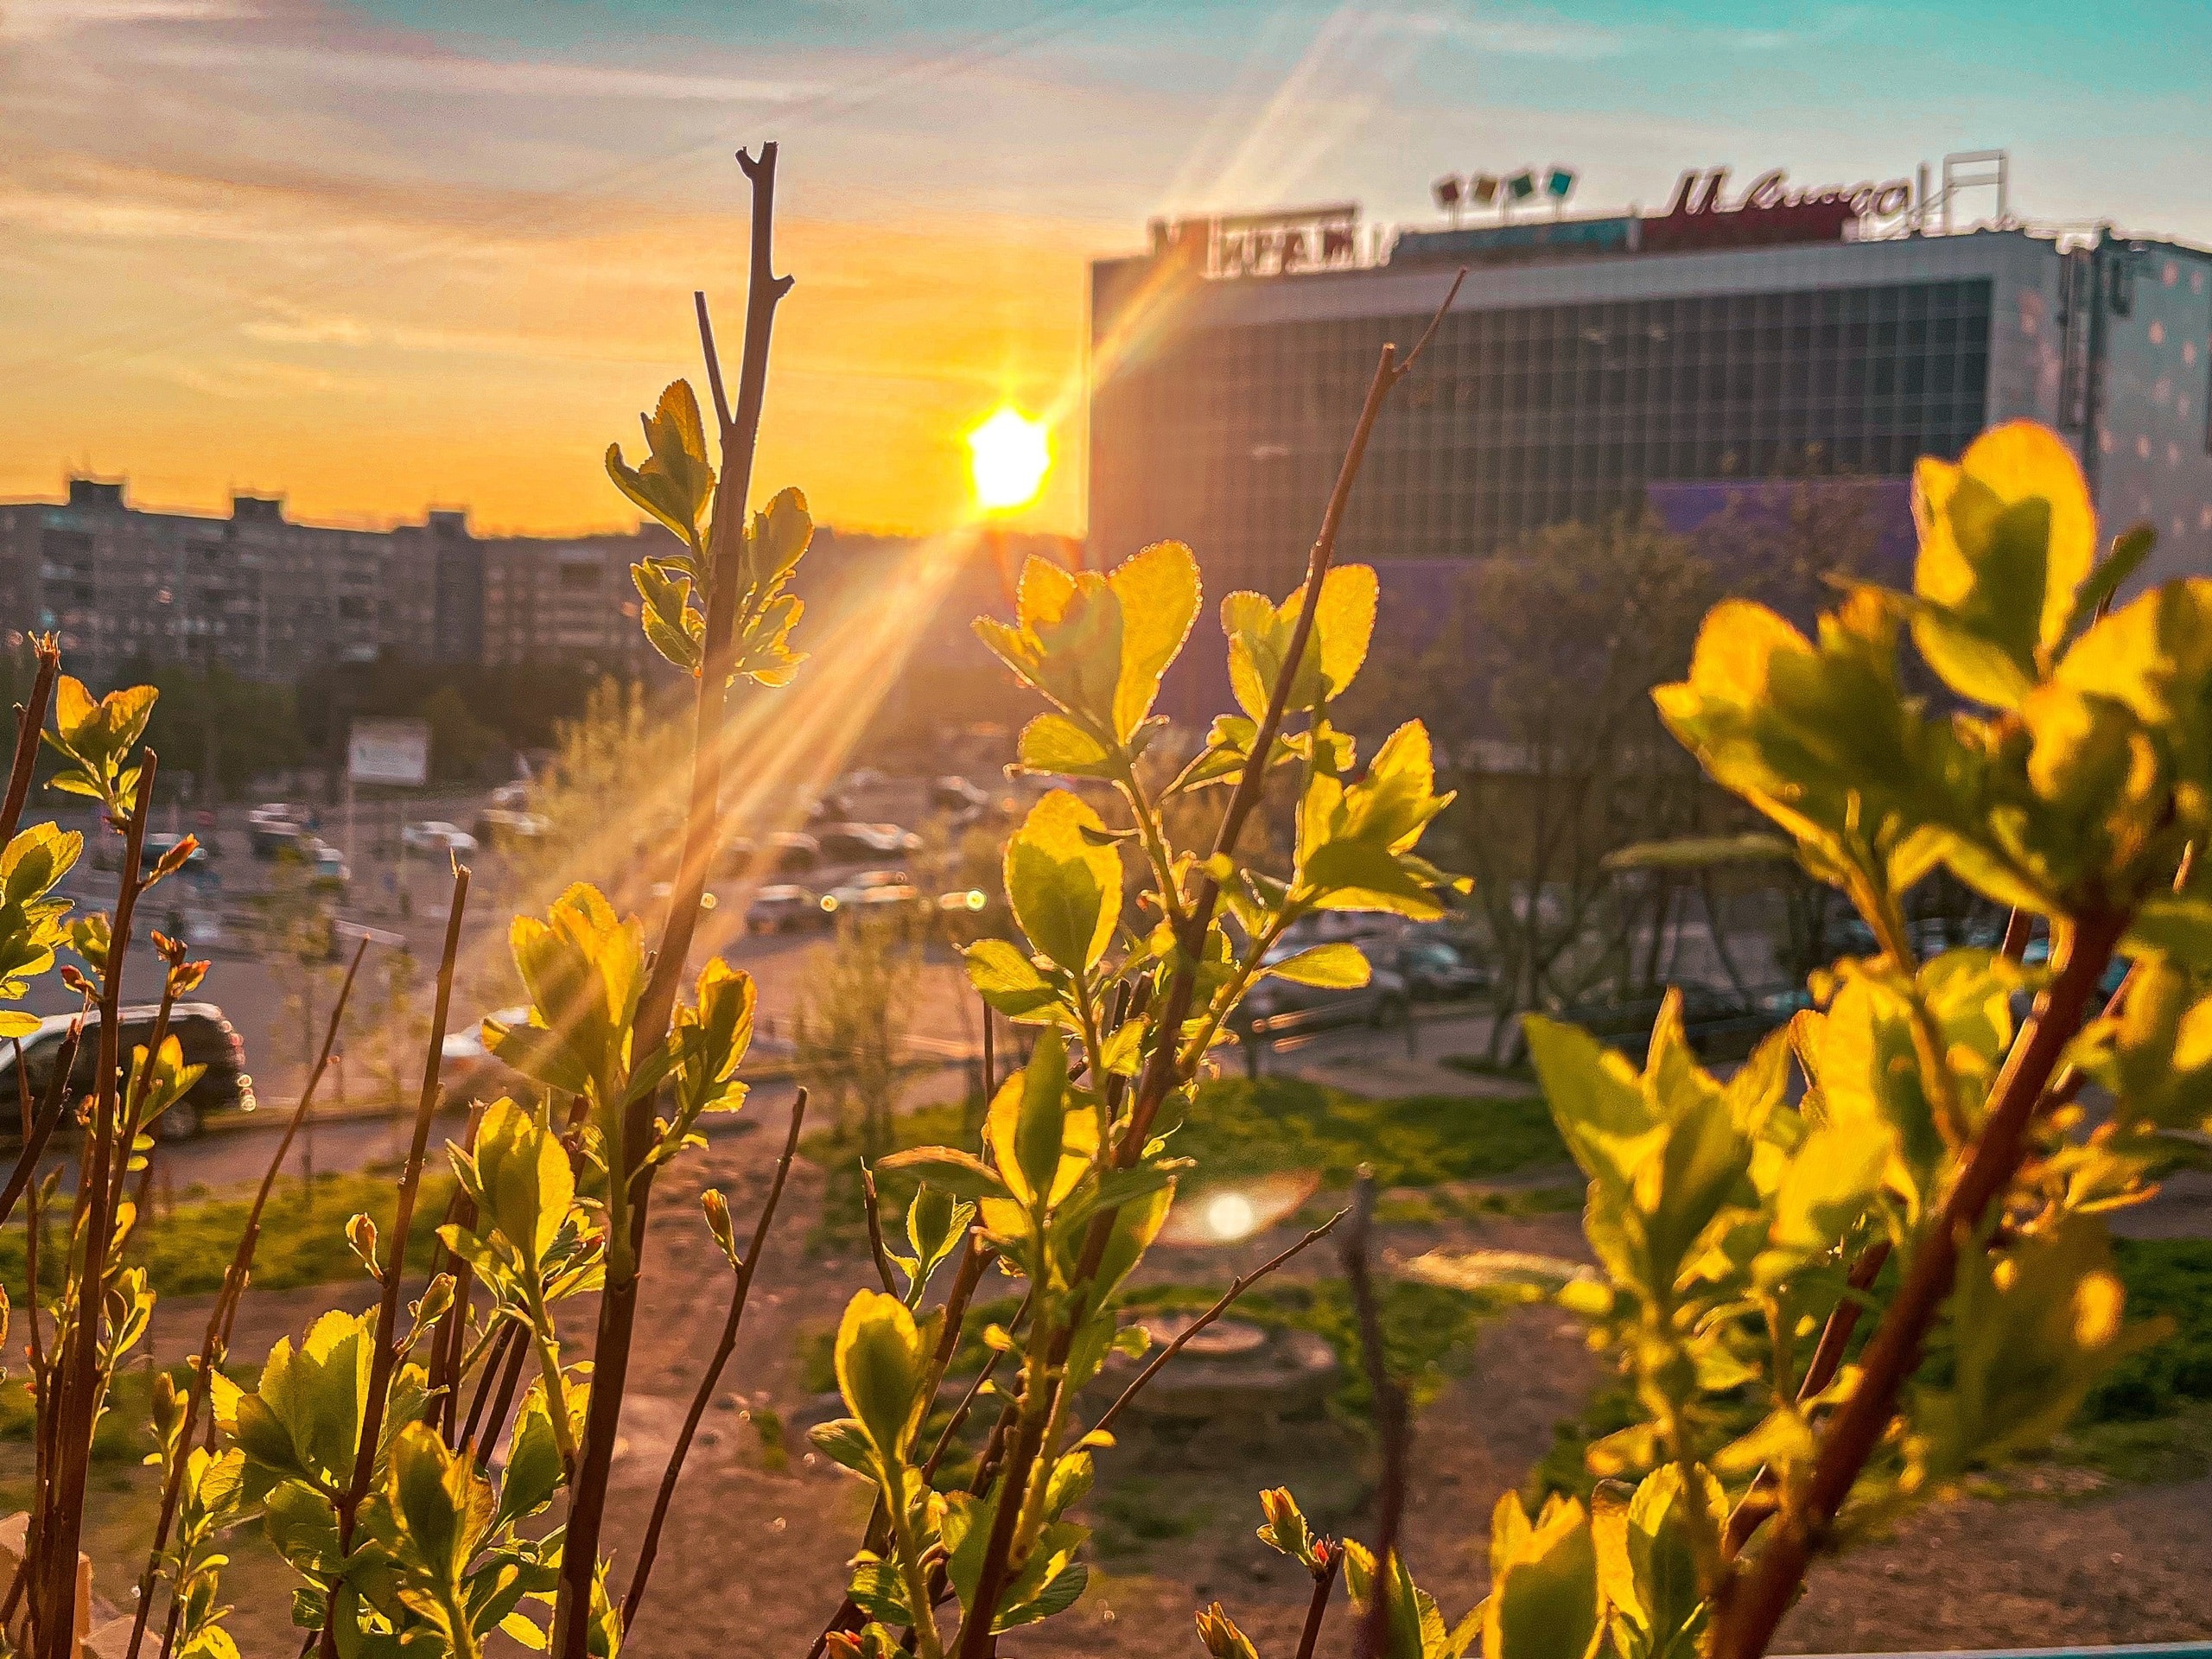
16,784,1513,1192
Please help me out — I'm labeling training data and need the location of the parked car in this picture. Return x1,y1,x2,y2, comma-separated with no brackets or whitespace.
488,782,532,811
931,775,992,817
139,830,215,874
247,802,314,858
816,822,923,864
821,870,922,917
441,1007,532,1104
1230,949,1409,1039
765,831,821,874
1557,983,1784,1064
1376,936,1488,1001
302,838,350,891
474,808,550,848
403,820,479,857
747,884,829,933
0,1003,253,1140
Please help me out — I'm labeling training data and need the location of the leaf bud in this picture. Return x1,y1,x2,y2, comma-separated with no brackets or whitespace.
346,1212,380,1275
1193,1602,1258,1659
701,1188,741,1268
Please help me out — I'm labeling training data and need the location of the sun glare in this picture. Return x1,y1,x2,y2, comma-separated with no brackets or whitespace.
968,406,1051,512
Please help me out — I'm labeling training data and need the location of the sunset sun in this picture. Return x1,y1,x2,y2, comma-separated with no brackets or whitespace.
967,405,1051,512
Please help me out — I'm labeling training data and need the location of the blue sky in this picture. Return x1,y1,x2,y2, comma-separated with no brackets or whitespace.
4,0,2208,534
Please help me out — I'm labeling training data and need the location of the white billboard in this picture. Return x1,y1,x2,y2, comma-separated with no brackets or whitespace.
347,717,430,787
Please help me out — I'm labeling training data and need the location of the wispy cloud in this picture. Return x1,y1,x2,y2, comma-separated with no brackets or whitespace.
0,0,257,41
137,39,827,104
1437,8,1629,60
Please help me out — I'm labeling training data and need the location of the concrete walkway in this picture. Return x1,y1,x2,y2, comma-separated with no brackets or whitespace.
1262,1007,1535,1098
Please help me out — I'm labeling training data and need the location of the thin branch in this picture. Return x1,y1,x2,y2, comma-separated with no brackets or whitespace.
324,861,468,1658
623,1087,810,1630
429,1100,490,1444
1094,1209,1344,1437
35,751,156,1659
125,940,370,1659
695,292,734,435
459,1322,518,1459
1120,266,1468,1166
1339,1173,1406,1659
980,996,995,1098
1395,267,1466,376
470,1327,531,1471
922,1288,1028,1484
0,1024,82,1234
0,638,60,847
554,140,793,1659
1719,1237,1890,1559
861,1162,899,1295
1294,1551,1343,1659
1708,903,2132,1659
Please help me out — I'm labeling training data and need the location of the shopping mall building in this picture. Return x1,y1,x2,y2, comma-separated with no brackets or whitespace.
1086,156,2212,628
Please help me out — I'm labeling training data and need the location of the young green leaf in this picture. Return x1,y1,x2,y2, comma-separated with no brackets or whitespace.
833,1290,929,1466
1003,791,1124,974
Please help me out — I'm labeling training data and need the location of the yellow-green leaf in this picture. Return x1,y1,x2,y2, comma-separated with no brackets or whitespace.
1915,420,2095,661
1003,790,1123,973
1262,941,1370,988
833,1289,926,1466
1105,541,1200,742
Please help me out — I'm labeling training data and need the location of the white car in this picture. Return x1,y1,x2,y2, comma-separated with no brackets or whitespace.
822,870,922,916
403,820,479,856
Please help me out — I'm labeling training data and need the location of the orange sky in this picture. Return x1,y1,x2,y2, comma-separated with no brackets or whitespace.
3,152,1098,537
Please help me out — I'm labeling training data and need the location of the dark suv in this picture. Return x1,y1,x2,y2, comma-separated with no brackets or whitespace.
0,1003,254,1141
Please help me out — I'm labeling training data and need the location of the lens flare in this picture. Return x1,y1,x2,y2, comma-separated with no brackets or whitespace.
967,407,1050,512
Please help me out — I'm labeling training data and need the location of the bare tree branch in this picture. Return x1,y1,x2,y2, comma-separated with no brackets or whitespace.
1094,1209,1344,1437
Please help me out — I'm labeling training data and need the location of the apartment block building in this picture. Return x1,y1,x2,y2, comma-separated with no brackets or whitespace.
0,480,674,684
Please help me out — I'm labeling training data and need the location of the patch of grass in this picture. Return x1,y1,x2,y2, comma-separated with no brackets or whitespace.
2,1168,452,1306
1440,1054,1536,1082
2082,1238,2212,1426
0,1367,158,1464
1372,1185,1583,1228
752,1406,790,1474
1093,1475,1210,1557
1160,1077,1565,1190
2057,1403,2212,1485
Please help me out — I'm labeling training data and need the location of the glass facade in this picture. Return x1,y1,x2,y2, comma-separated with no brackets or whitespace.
1090,276,1993,594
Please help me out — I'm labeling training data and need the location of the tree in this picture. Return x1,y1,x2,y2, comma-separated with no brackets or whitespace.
125,658,310,803
415,683,502,784
1392,513,1718,1054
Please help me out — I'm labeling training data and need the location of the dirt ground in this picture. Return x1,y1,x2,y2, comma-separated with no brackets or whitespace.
63,1117,2212,1656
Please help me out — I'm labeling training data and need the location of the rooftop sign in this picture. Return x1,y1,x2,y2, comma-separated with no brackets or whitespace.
1643,165,1914,251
